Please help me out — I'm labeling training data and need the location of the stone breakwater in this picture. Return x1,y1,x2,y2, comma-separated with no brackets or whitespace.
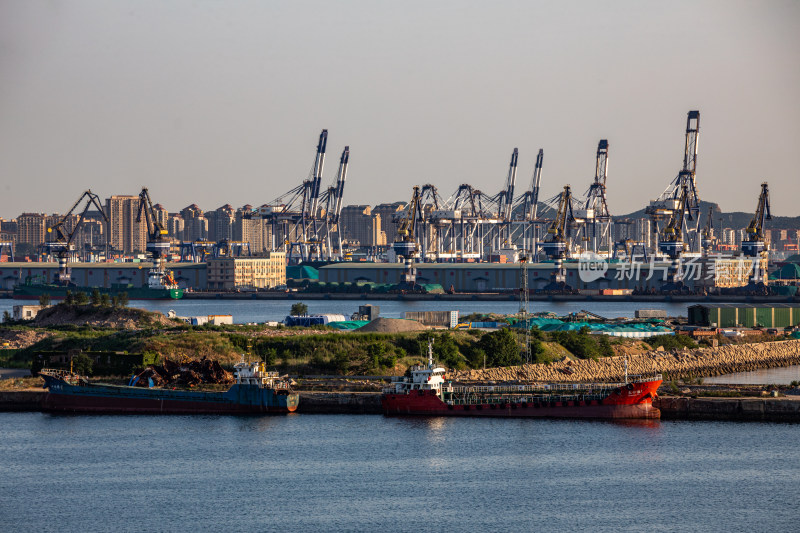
450,339,800,383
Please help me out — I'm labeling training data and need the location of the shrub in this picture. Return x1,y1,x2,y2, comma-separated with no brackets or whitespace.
477,328,520,367
71,353,93,375
290,302,308,316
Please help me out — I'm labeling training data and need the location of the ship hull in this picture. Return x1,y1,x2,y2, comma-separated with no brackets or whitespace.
382,379,661,420
41,379,298,414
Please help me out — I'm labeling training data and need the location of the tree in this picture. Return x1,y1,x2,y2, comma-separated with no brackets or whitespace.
64,290,75,305
290,302,308,316
38,294,51,307
119,292,129,307
100,293,111,307
74,292,89,305
90,289,101,306
477,328,520,367
2,310,11,323
71,353,93,375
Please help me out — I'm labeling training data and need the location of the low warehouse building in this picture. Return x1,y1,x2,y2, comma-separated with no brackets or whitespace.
688,304,800,328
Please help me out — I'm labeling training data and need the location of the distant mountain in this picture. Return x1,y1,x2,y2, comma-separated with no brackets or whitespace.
616,200,800,230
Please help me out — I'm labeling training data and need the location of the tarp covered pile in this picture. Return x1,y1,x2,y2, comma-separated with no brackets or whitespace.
512,317,673,338
131,357,234,387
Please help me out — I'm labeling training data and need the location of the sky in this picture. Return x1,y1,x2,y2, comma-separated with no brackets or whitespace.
1,0,798,219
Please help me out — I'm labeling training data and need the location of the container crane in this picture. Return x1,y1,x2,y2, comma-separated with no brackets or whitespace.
513,149,544,257
574,140,612,254
393,186,422,286
647,111,701,251
658,184,692,285
741,182,771,258
43,190,109,285
321,146,349,260
136,187,177,290
492,148,518,249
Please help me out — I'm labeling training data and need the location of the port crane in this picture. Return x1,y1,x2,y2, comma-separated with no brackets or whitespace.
742,182,772,283
495,148,519,247
262,130,351,262
320,146,350,260
136,187,178,290
647,111,701,252
393,186,423,286
43,190,109,285
700,206,716,254
574,140,612,254
657,184,692,285
541,186,576,286
512,148,544,258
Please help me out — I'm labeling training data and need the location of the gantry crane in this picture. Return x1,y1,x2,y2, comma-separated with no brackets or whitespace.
512,148,544,257
136,187,177,290
495,148,519,246
658,184,692,284
43,190,109,285
574,140,612,254
393,186,423,285
321,146,350,260
647,110,701,252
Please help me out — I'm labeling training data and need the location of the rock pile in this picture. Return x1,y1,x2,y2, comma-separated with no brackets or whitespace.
449,339,800,383
132,357,234,387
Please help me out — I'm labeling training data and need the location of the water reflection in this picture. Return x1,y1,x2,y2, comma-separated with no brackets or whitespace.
705,365,800,385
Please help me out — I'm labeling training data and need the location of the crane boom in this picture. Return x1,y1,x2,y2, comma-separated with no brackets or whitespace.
741,182,772,257
529,149,543,221
44,190,109,284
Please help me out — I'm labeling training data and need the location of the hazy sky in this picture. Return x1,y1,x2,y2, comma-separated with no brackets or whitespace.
1,1,798,219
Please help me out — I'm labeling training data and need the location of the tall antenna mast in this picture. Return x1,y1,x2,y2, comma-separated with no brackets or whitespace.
519,255,530,364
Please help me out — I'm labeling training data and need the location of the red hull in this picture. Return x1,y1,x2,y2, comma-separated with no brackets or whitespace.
382,379,661,420
42,392,296,414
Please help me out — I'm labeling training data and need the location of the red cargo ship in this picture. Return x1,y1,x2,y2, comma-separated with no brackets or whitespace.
382,347,661,419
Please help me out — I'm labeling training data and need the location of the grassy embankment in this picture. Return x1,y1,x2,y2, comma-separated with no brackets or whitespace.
2,310,701,377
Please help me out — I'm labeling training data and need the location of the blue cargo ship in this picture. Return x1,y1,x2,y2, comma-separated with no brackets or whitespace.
40,360,298,414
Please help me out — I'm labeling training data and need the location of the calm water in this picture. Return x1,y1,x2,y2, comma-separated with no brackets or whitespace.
705,365,800,385
0,298,692,324
0,414,798,532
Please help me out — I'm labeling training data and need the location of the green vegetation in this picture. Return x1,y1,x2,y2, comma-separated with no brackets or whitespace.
3,300,675,376
549,327,614,360
39,294,51,307
290,302,309,316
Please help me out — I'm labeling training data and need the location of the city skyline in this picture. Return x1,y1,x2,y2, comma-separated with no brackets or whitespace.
1,1,798,219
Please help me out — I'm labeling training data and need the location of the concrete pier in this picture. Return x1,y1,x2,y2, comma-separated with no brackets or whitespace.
656,395,800,422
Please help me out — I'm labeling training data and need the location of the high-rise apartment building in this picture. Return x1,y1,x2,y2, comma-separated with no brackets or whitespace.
16,213,47,249
106,196,147,254
209,204,235,243
180,204,208,242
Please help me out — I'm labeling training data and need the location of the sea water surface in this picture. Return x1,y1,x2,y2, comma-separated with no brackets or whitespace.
1,413,797,532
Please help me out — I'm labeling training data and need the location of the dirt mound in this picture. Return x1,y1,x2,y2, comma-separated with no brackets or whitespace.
0,329,53,349
131,357,234,387
33,304,174,329
355,317,427,333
